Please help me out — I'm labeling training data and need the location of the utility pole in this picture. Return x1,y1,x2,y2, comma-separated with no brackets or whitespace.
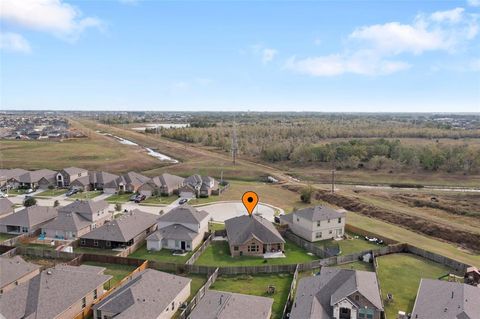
231,117,238,166
331,152,336,194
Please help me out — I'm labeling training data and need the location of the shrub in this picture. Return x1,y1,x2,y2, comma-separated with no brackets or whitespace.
24,197,37,207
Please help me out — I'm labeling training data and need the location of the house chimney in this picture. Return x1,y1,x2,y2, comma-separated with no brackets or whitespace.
451,291,454,299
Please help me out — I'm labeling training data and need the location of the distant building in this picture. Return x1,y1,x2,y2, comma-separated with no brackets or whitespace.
280,206,346,242
138,173,185,197
70,171,119,191
183,174,218,198
104,171,151,194
10,169,57,189
56,167,88,187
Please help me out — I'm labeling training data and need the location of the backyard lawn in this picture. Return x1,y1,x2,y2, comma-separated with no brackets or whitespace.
106,193,132,203
210,273,292,319
129,244,194,264
35,189,66,197
335,261,374,272
70,191,103,200
315,233,383,256
74,246,120,256
82,261,137,289
208,222,225,232
194,239,317,266
0,233,16,242
376,253,452,319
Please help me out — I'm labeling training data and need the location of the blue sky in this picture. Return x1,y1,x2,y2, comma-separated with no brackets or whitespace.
1,0,479,112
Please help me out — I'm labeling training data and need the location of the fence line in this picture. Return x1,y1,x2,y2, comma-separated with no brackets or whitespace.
282,264,299,319
185,233,214,265
179,268,219,319
345,224,399,245
283,230,331,259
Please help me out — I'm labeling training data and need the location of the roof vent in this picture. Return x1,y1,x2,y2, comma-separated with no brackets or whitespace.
46,270,52,275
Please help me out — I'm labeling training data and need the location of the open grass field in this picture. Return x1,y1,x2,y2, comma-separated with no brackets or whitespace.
194,240,317,267
376,253,452,319
35,189,66,197
129,244,194,264
347,212,480,267
82,261,137,289
210,273,292,319
69,190,103,200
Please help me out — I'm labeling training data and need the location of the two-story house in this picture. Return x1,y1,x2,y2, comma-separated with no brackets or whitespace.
56,167,88,188
280,206,346,242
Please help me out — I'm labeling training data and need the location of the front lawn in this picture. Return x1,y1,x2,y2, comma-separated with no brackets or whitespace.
195,239,317,267
106,193,133,203
141,195,177,205
70,191,103,200
74,246,120,256
35,189,66,197
82,261,137,289
210,273,292,319
129,244,194,264
376,253,452,319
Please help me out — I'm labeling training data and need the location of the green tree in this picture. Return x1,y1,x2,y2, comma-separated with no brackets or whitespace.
24,197,37,207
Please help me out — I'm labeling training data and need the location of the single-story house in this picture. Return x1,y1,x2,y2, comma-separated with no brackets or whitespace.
0,255,41,294
56,167,89,187
42,200,112,240
103,171,151,194
411,279,480,319
146,205,209,251
225,215,285,257
79,209,158,249
0,264,112,319
280,205,346,242
0,168,28,188
0,198,14,217
0,205,58,235
138,173,185,197
93,269,191,319
290,267,384,319
11,169,57,189
70,171,119,191
189,290,274,319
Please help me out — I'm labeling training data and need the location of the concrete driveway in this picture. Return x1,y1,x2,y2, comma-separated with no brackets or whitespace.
196,201,277,222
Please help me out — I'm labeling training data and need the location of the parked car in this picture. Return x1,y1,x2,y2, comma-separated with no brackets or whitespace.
179,198,188,205
25,188,35,194
66,189,79,197
0,192,8,198
134,194,146,203
129,193,139,201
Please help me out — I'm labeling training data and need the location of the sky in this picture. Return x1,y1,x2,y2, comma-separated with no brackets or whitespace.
0,0,479,112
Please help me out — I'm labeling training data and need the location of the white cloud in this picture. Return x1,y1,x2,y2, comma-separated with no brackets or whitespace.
467,0,480,7
286,7,479,76
0,32,31,53
0,0,104,41
262,48,278,63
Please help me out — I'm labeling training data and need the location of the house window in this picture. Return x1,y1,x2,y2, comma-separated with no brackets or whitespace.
106,241,111,247
338,218,342,223
327,219,330,223
355,295,359,301
82,297,86,309
247,244,258,252
94,240,98,247
234,246,239,251
93,289,98,299
96,310,101,319
315,232,322,239
329,230,333,234
22,227,28,233
316,221,321,227
81,239,86,245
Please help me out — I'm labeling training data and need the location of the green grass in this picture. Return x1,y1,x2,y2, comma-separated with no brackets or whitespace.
70,191,103,200
6,189,26,195
35,189,67,197
210,274,292,319
141,195,177,205
83,261,137,289
106,193,133,203
336,261,374,272
376,253,452,319
315,232,383,256
208,222,225,232
0,233,16,242
18,242,58,251
195,240,317,267
186,274,207,301
74,246,120,256
129,244,194,264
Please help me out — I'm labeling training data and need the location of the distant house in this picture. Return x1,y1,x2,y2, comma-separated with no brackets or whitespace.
0,264,112,319
0,255,41,293
42,200,111,240
11,169,57,189
290,267,384,319
183,174,218,198
56,167,89,187
70,171,119,191
93,269,191,319
411,279,480,319
139,173,185,197
280,206,346,242
189,290,274,319
79,209,158,250
103,171,151,194
465,266,480,286
225,215,285,257
0,168,28,188
146,205,209,251
0,206,58,235
0,198,14,217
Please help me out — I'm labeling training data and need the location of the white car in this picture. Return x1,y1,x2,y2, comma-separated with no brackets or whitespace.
25,188,35,194
0,192,8,198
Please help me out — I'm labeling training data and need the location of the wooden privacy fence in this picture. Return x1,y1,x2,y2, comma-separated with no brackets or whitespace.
185,233,214,265
282,265,299,319
179,268,220,319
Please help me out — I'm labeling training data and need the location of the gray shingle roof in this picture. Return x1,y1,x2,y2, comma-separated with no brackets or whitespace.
88,171,119,185
0,256,40,289
41,211,92,232
189,290,274,319
225,215,285,245
0,205,57,228
105,171,151,189
16,169,57,184
80,209,158,242
290,267,383,319
411,279,480,319
147,224,197,241
61,167,87,176
159,205,209,224
59,199,109,217
0,264,111,319
0,168,28,180
93,269,190,319
293,206,346,222
0,198,14,216
152,173,184,189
